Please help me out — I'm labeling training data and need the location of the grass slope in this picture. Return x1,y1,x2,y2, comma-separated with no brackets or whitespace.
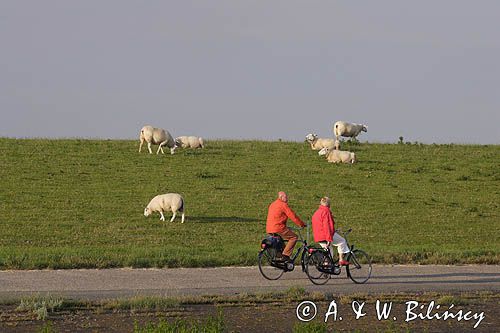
0,138,499,269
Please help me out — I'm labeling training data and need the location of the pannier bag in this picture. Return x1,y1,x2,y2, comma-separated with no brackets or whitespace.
261,235,285,252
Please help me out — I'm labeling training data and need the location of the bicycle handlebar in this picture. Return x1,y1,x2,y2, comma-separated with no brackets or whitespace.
287,224,309,243
337,228,352,238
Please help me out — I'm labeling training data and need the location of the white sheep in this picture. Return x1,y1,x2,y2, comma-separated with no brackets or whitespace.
305,133,340,151
139,125,176,155
318,147,356,164
333,121,367,140
144,193,185,223
174,136,205,149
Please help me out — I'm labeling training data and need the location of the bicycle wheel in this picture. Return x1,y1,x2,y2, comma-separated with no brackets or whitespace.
346,249,372,284
305,250,331,285
258,248,285,280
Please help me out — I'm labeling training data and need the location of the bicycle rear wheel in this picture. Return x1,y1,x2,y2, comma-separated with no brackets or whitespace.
258,248,285,280
304,250,331,285
346,249,372,284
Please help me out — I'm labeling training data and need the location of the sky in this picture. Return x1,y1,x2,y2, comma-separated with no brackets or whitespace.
1,1,499,144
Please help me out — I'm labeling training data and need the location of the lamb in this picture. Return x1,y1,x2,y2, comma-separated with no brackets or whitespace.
144,193,185,223
333,121,367,140
318,147,356,164
139,125,176,155
174,136,205,149
305,133,340,151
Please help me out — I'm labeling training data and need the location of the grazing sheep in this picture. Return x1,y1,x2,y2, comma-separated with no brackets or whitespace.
175,136,205,149
139,125,176,155
144,193,185,223
318,147,356,164
333,121,367,140
305,133,340,151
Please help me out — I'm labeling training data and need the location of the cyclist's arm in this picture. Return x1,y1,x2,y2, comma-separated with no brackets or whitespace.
284,205,305,228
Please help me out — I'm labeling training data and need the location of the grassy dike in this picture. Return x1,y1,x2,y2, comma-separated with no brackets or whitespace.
0,138,498,269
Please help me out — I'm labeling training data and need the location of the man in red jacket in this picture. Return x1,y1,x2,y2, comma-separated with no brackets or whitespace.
266,191,306,262
311,196,350,266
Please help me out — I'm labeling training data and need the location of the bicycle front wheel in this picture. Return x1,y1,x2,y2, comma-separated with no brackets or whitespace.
346,249,372,284
304,250,331,285
258,248,285,280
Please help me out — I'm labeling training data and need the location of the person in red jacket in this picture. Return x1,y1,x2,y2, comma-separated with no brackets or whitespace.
311,196,350,266
266,191,306,261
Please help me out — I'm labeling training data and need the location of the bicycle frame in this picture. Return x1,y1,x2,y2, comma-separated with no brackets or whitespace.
271,226,311,272
310,228,357,273
288,229,309,272
339,229,363,270
316,228,367,274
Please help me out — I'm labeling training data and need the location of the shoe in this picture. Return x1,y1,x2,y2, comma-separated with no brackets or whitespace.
339,260,349,266
276,254,290,262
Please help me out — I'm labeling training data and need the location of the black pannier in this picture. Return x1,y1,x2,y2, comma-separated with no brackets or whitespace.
261,235,285,252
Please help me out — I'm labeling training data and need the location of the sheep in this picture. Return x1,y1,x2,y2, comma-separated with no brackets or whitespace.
318,147,356,164
174,136,205,149
139,125,176,155
333,121,367,140
144,193,185,223
305,133,340,151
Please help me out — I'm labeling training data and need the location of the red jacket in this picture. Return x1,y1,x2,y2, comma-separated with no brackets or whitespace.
311,205,335,242
266,199,305,233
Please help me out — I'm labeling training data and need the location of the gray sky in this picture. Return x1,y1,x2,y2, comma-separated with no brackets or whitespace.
1,1,499,144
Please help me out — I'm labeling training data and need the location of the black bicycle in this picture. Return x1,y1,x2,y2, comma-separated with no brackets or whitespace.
258,226,312,280
304,228,372,285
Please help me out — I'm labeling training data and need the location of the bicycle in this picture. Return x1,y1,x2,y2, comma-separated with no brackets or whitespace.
258,226,312,280
304,228,372,285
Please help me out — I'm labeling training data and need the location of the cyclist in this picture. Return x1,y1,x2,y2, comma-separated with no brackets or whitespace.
311,196,350,266
266,191,306,262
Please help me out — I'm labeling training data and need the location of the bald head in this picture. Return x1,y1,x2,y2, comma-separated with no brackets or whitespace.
278,191,288,203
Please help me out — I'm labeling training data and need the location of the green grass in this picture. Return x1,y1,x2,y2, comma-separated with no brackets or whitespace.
16,295,64,320
38,322,57,333
293,322,329,333
0,138,499,269
133,311,225,333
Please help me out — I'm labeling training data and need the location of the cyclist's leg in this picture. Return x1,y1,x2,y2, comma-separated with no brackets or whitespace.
332,232,350,263
279,228,298,257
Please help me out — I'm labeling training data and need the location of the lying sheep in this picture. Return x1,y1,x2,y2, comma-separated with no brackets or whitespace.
144,193,185,223
318,147,356,164
175,136,205,149
305,133,340,151
139,125,176,155
333,121,367,140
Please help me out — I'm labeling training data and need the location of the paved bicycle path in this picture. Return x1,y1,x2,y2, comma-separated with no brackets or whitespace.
0,265,499,300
